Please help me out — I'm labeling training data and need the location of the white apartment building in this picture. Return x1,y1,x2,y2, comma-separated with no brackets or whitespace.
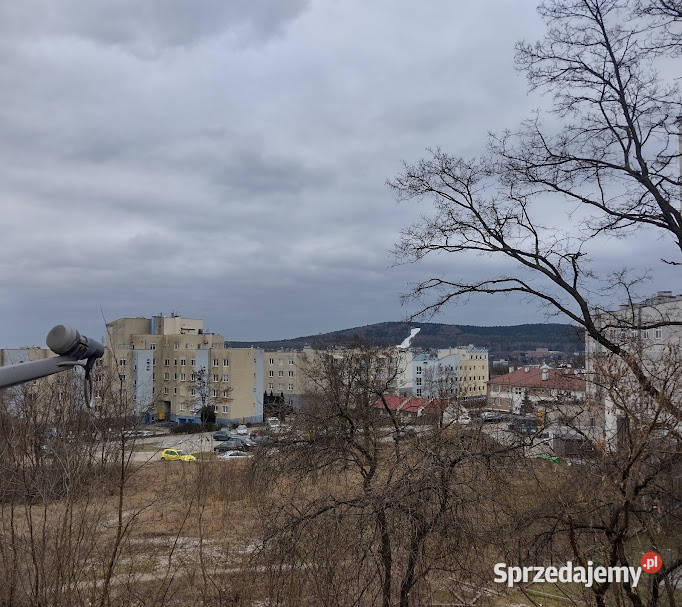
409,345,489,398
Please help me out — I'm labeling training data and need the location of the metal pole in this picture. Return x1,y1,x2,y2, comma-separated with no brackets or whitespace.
0,324,104,390
0,356,81,389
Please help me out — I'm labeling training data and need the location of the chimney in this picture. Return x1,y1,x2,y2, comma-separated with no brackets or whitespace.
524,366,529,373
541,363,549,381
509,366,515,373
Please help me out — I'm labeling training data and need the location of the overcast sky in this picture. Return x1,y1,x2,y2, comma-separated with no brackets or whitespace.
0,0,679,347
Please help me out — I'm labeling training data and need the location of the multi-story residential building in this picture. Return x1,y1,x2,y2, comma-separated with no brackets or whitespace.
585,290,682,442
410,345,489,398
262,347,313,407
104,314,264,425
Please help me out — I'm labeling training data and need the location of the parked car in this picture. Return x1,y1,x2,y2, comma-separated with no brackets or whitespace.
392,427,417,441
218,450,252,460
457,413,472,425
235,424,248,435
213,430,233,441
160,449,196,462
507,417,538,434
266,417,281,430
481,411,503,423
213,437,254,453
250,434,273,446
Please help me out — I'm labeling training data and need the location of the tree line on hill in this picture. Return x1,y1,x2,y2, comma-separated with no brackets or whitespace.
228,321,585,360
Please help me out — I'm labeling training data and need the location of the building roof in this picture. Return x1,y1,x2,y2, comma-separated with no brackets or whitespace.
376,394,449,415
488,366,585,391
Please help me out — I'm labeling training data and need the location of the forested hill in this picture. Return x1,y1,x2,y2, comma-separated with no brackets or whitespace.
228,322,584,359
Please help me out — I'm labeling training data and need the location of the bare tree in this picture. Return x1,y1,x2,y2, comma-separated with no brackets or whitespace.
249,345,521,607
389,0,681,423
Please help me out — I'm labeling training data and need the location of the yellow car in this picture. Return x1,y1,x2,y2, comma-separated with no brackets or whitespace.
160,448,196,462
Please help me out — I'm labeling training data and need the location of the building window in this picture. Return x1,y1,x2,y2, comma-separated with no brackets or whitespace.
268,383,274,389
269,358,274,365
181,373,186,381
222,390,229,397
180,403,185,411
278,370,284,377
181,359,186,366
222,405,228,413
212,389,218,397
288,383,294,391
174,359,178,366
213,374,219,382
269,370,274,377
213,359,219,366
416,366,422,374
164,359,170,366
163,387,169,395
150,343,156,350
174,344,179,350
643,330,650,338
120,374,126,381
288,370,294,377
119,359,126,366
289,359,294,365
416,388,422,396
222,374,228,382
164,372,169,380
213,404,218,412
223,359,228,366
190,373,195,381
173,387,177,394
191,388,196,396
416,378,422,386
655,328,663,339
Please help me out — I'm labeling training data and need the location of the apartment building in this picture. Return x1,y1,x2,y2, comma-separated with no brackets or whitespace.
262,347,313,407
104,314,264,425
585,290,682,442
411,345,489,398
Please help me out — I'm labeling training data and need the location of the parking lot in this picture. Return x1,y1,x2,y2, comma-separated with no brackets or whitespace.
128,430,224,463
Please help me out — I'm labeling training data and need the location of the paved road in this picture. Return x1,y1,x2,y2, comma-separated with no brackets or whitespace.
128,431,224,463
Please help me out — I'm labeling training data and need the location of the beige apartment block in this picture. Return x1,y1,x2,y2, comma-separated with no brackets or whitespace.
437,346,489,398
102,315,264,425
263,347,314,406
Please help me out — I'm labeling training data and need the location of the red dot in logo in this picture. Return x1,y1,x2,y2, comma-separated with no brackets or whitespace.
641,552,662,574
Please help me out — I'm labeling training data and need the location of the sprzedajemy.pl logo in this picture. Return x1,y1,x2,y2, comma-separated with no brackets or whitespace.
494,552,662,589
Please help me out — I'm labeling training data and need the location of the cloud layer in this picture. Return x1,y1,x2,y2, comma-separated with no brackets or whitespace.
0,0,677,347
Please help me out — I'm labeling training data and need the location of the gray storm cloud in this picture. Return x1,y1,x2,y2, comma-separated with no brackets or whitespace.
0,0,677,347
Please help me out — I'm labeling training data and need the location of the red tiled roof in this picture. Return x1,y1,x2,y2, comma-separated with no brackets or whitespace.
375,395,449,415
487,367,585,391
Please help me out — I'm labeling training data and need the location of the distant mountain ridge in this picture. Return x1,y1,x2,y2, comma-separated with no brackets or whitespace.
227,321,585,360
